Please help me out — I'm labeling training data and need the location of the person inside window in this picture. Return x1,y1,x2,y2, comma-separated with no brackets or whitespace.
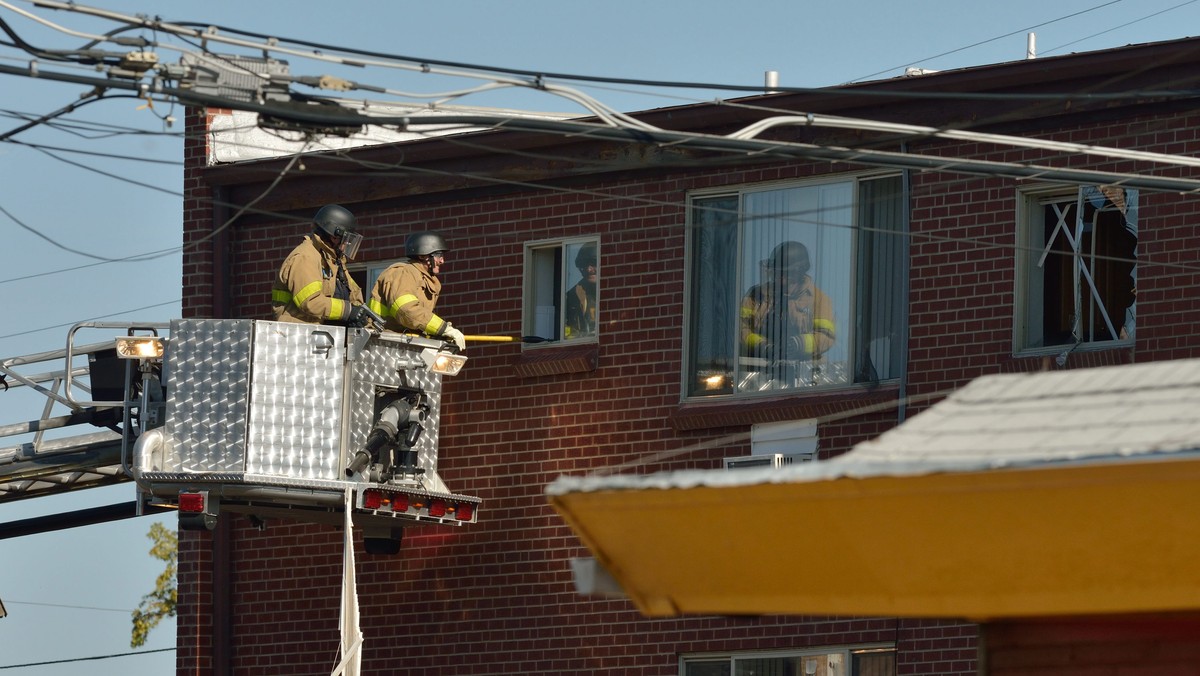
740,241,836,366
564,242,598,339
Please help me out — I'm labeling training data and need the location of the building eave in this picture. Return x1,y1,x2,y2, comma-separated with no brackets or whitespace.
548,455,1200,620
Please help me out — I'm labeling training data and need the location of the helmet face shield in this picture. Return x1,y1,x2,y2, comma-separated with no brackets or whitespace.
341,231,363,260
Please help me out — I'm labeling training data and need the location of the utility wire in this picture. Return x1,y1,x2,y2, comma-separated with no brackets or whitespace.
0,299,177,341
0,203,178,262
19,0,1200,105
2,0,1190,333
4,598,133,613
847,0,1127,83
0,647,174,670
1040,0,1200,56
4,137,181,164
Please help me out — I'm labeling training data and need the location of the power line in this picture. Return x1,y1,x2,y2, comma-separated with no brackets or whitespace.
3,137,182,164
19,0,1200,107
5,598,132,613
0,299,178,341
1040,0,1200,56
0,647,174,670
848,0,1128,82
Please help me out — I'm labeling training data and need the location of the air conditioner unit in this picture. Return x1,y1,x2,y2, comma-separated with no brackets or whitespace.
723,452,814,470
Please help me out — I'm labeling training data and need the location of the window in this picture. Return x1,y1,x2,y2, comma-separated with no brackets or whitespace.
1015,185,1138,353
686,175,905,398
523,238,599,343
682,646,896,676
349,260,398,296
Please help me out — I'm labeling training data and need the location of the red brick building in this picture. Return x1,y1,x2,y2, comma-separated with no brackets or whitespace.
177,37,1200,675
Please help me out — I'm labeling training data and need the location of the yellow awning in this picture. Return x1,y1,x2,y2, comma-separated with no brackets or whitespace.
548,456,1200,620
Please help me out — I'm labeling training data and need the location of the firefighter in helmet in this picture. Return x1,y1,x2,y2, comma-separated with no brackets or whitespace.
564,242,598,339
272,204,368,325
368,231,466,351
740,240,835,361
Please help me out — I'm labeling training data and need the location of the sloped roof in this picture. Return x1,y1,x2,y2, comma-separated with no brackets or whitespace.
547,359,1200,620
844,358,1200,472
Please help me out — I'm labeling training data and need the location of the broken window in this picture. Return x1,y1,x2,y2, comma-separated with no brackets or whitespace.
1016,185,1138,352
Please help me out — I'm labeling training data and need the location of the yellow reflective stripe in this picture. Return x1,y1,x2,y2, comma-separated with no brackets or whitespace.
368,298,393,317
294,280,323,305
740,306,755,319
272,289,292,304
390,293,419,316
745,333,765,348
804,334,815,353
425,315,445,335
814,318,836,336
329,298,345,320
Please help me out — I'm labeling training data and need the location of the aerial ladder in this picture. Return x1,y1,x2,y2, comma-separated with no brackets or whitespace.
0,315,480,554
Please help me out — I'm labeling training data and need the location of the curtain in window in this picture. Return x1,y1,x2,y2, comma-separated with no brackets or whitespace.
856,175,905,382
739,183,853,391
687,196,739,396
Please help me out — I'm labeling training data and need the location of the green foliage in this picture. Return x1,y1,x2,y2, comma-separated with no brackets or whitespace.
130,521,178,648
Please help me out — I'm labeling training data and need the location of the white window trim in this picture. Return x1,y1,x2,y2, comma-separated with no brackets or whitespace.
682,172,903,402
680,643,896,676
522,237,600,347
1013,184,1136,357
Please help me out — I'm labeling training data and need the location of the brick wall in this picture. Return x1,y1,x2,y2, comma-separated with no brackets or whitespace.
983,615,1200,675
177,104,1200,674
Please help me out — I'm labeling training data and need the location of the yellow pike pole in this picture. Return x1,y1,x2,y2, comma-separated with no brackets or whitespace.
463,335,554,344
464,335,515,343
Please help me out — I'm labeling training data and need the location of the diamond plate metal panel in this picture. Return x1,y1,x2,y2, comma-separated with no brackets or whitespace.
348,334,443,484
164,319,253,472
247,321,346,481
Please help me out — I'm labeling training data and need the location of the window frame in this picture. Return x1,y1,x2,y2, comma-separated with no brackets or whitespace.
680,643,897,676
522,237,600,347
348,259,400,296
682,172,904,402
1013,184,1138,356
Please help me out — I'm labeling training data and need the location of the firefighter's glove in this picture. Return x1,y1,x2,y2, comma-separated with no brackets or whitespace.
786,334,814,359
442,324,467,352
347,304,371,328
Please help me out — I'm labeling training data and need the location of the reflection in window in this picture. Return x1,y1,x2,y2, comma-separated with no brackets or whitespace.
686,175,905,398
524,239,599,343
1016,186,1138,351
683,646,894,676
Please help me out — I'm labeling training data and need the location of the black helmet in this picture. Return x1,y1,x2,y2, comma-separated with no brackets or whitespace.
405,231,448,257
765,241,810,276
313,204,356,239
574,242,597,270
313,204,362,259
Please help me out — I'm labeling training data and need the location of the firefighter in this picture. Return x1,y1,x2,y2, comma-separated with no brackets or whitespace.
271,204,368,325
564,242,598,339
368,231,466,351
740,240,835,361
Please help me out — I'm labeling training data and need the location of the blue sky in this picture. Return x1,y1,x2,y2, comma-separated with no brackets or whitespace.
2,0,1199,672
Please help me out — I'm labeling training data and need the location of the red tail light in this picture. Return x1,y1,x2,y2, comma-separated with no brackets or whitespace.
179,492,207,513
428,499,447,518
391,493,409,512
455,502,474,521
363,489,383,510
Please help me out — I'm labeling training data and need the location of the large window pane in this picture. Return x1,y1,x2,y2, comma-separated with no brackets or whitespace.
688,195,740,395
856,175,905,382
686,176,903,399
524,239,599,343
